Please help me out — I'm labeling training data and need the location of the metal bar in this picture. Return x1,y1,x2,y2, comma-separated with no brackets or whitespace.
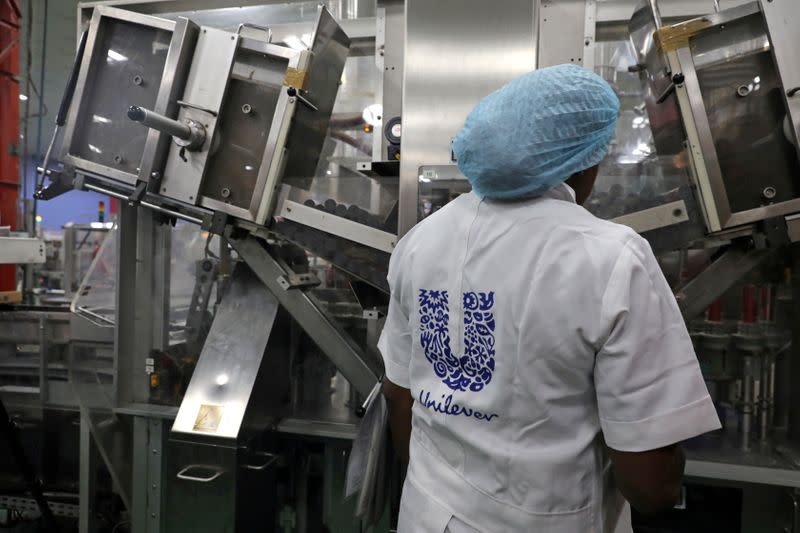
83,183,204,224
686,459,800,488
114,204,138,406
278,199,396,253
78,415,99,533
610,200,689,234
230,236,380,397
676,246,772,321
647,0,663,28
128,105,191,140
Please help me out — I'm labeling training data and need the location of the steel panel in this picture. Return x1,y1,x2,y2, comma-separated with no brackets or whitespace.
62,7,176,185
139,17,199,187
759,0,800,157
400,0,537,235
159,28,239,204
171,264,279,440
538,0,587,68
280,6,352,190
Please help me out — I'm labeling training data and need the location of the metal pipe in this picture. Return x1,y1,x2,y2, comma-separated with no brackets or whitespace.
83,183,204,225
713,0,720,13
127,105,191,140
742,374,753,451
648,0,663,29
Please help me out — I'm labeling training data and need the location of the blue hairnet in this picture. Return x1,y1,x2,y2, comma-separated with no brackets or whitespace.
452,64,620,199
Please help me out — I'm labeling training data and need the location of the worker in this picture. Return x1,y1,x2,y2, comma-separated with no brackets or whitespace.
379,64,721,533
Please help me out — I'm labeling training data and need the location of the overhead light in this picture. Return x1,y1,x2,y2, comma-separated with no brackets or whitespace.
92,114,111,124
106,50,128,62
18,94,28,101
283,35,306,51
362,104,383,127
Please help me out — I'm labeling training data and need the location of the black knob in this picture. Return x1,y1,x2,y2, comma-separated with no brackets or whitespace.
672,73,685,84
127,105,145,122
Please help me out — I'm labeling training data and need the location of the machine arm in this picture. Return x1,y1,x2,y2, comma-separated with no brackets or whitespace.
676,245,774,321
230,235,381,397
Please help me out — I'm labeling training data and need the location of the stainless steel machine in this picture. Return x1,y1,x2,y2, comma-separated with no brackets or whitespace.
5,0,800,531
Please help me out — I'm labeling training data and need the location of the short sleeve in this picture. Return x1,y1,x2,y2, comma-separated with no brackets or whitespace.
378,255,412,388
595,237,721,452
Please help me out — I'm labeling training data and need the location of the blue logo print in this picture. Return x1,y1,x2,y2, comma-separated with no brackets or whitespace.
419,289,496,392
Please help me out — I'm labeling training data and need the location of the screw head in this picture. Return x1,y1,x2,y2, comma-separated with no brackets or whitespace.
221,187,231,198
241,103,252,114
113,155,123,164
763,186,777,200
133,75,143,86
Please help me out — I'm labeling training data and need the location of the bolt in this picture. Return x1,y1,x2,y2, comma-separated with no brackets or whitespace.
133,75,143,86
737,85,752,97
672,208,683,217
150,171,160,179
763,186,777,200
241,103,252,114
113,155,123,165
221,187,231,198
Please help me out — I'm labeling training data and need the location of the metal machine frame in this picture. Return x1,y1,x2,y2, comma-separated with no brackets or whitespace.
16,0,800,531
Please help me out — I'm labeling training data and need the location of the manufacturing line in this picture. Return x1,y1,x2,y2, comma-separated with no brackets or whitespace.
0,0,799,531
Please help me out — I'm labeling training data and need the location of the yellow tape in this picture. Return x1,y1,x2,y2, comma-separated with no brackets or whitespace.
283,67,308,89
655,18,713,52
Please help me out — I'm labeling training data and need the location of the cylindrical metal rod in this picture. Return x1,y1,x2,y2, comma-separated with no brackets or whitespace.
648,0,664,29
127,105,191,140
742,374,753,451
713,0,721,13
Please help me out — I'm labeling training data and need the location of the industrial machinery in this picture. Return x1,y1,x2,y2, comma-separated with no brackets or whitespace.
1,0,798,531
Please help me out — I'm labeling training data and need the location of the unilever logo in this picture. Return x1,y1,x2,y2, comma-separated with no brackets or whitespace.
418,289,496,393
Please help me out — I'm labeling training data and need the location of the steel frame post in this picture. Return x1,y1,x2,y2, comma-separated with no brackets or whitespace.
79,412,100,533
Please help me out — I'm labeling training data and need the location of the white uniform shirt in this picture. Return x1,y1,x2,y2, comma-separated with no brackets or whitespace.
378,184,721,533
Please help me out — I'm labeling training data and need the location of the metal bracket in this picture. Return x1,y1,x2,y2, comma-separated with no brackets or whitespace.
759,217,791,248
203,211,229,236
127,181,148,206
34,170,75,201
276,272,321,291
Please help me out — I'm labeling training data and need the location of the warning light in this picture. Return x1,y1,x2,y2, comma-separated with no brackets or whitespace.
98,201,106,223
150,372,160,388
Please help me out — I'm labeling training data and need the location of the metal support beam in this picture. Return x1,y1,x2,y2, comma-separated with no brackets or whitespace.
676,246,772,321
79,414,99,533
230,235,380,397
132,417,167,533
